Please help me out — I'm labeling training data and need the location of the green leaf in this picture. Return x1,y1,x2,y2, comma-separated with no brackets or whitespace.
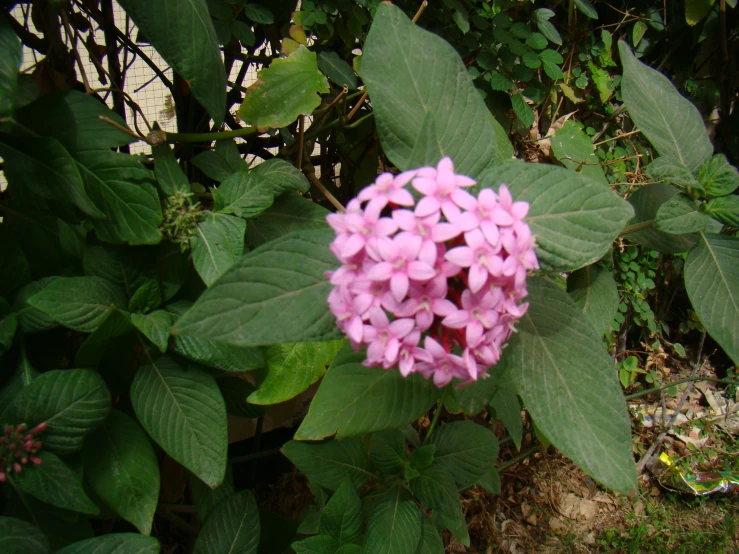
647,157,702,190
522,51,541,69
626,184,698,253
249,340,344,405
539,49,564,79
0,134,104,219
130,357,227,487
75,307,133,369
363,486,421,554
0,354,38,423
318,51,358,89
362,3,498,178
82,245,147,298
192,212,246,287
476,467,501,495
239,45,328,131
117,0,226,125
129,280,162,314
488,72,514,91
0,303,17,355
0,232,31,297
506,278,636,493
7,369,111,455
409,462,468,545
0,517,49,554
414,513,444,554
174,230,340,346
526,32,548,50
77,150,163,245
191,141,247,183
685,0,713,25
550,121,608,186
213,172,275,219
190,467,235,523
655,193,713,233
370,429,406,476
294,346,441,440
535,20,562,46
704,195,739,226
246,194,329,247
15,91,134,153
55,534,161,554
428,420,498,490
291,535,337,554
282,438,373,491
250,158,310,195
477,162,634,272
153,142,190,196
632,21,648,47
132,311,173,353
0,17,21,117
407,445,435,471
489,385,522,450
567,265,620,336
319,478,361,546
698,154,739,197
244,4,274,24
619,42,712,173
194,490,260,554
217,376,266,419
445,376,497,416
510,93,535,128
84,410,160,535
684,233,739,365
574,0,598,18
12,451,98,515
27,276,127,333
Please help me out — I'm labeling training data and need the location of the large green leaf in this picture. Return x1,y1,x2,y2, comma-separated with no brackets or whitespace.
117,0,226,124
362,3,498,177
248,340,344,405
282,438,373,491
618,42,712,172
427,420,498,490
489,384,523,450
55,534,161,554
626,184,698,252
363,486,421,554
646,156,701,191
132,311,173,353
0,300,17,355
318,478,362,546
15,91,134,153
245,194,329,248
704,196,739,226
566,265,620,336
0,17,21,117
0,134,103,219
194,490,260,554
174,230,340,346
317,51,358,90
7,369,111,454
27,276,127,333
409,462,467,544
192,212,246,287
0,517,49,554
12,451,98,515
477,162,633,272
550,121,608,187
75,307,134,369
294,346,441,440
76,150,162,245
213,172,275,219
130,357,227,487
166,301,265,371
414,514,444,554
654,193,713,233
251,158,310,195
445,376,498,417
506,278,636,493
84,410,160,535
0,232,31,297
217,376,265,419
684,233,739,365
153,142,190,196
82,245,148,298
370,429,406,476
0,353,38,423
238,45,329,130
190,466,235,523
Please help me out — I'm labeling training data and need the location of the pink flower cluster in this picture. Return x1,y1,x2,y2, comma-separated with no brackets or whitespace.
0,422,46,481
326,157,538,387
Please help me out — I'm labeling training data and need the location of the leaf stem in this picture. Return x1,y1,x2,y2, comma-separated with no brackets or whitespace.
619,219,654,236
423,386,449,445
164,126,259,144
625,376,738,400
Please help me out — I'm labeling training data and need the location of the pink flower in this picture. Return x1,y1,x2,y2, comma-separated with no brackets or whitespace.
366,233,437,302
325,157,538,387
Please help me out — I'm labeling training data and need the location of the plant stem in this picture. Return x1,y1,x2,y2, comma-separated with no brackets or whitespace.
619,219,654,236
423,387,450,445
625,376,738,400
496,446,541,473
165,126,258,144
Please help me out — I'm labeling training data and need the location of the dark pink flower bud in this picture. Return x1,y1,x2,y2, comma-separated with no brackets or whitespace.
13,463,22,473
30,456,42,465
32,422,47,434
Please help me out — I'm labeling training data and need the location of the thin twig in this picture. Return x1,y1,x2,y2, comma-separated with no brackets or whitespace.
297,115,305,169
635,332,707,474
304,167,346,213
99,115,147,143
593,129,642,147
60,10,92,93
423,386,449,445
